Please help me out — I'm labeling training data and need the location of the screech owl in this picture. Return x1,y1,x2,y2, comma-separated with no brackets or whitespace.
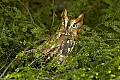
36,9,84,63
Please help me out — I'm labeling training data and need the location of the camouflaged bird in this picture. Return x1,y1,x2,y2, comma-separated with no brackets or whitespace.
36,9,84,63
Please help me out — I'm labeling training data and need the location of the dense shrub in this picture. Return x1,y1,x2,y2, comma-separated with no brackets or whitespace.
0,0,120,79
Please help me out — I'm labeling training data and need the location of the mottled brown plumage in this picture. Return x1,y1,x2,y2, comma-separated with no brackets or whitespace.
36,9,84,63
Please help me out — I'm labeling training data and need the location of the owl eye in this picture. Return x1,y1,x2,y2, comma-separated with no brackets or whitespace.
73,23,78,28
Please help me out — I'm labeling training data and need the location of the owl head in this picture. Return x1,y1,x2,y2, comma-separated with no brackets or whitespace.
60,8,84,40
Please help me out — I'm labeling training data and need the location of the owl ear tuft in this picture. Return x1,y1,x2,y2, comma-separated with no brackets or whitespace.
78,13,84,19
61,8,69,26
77,13,84,22
61,8,67,17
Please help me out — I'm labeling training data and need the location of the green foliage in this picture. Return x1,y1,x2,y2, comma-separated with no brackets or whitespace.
0,0,120,80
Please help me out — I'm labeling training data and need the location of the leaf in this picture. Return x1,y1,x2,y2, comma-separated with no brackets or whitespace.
101,9,113,14
102,0,113,6
112,26,120,34
34,52,42,58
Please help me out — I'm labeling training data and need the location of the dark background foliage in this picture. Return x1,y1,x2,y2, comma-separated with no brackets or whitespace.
0,0,120,79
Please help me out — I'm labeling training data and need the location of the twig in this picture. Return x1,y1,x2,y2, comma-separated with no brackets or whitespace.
29,56,44,66
18,0,34,24
0,63,8,71
0,58,16,78
93,22,104,32
105,38,120,41
51,0,55,28
24,39,46,52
